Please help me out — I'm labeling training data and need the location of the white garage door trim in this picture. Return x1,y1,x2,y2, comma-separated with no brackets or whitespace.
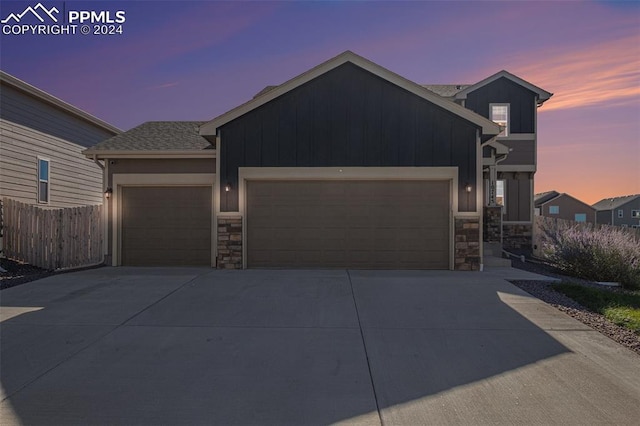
112,173,215,266
238,167,458,269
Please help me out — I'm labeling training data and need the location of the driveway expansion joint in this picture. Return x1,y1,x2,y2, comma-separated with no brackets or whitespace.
347,269,384,426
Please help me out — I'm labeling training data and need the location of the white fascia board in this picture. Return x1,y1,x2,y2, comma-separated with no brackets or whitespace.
82,150,216,159
199,51,501,137
455,70,553,103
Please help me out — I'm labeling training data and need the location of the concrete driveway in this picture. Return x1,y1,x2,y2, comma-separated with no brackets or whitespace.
1,267,639,425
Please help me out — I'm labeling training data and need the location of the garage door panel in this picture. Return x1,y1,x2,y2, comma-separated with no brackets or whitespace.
122,186,211,266
247,180,449,269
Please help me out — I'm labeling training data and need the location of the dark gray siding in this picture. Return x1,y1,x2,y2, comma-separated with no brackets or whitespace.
539,195,596,223
464,77,535,134
0,82,115,147
504,173,531,222
596,210,611,225
499,139,535,165
219,63,480,212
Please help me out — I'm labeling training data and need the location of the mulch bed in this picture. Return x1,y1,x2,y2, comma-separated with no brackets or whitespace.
0,258,55,290
510,258,640,356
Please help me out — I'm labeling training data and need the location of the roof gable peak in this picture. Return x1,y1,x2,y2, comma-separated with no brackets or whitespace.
455,70,553,105
199,50,500,137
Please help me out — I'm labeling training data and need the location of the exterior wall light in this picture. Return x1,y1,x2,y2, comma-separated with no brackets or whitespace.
104,187,113,199
224,183,232,192
465,183,472,193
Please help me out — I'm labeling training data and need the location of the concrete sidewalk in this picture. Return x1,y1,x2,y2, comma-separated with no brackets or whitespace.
1,267,638,425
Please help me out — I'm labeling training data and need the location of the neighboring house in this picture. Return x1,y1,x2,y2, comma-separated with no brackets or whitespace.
0,70,120,208
83,51,551,270
534,191,596,223
592,195,640,227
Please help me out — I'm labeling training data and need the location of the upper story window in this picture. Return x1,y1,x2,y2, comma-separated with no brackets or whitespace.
575,213,586,222
632,210,640,218
490,103,509,137
618,209,624,218
549,205,559,214
38,158,50,203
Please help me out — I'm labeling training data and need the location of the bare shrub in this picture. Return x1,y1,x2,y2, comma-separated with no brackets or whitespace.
537,218,640,289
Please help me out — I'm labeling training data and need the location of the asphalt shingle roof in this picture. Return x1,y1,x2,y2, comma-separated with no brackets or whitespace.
84,121,212,152
592,194,640,211
534,191,560,205
421,84,470,98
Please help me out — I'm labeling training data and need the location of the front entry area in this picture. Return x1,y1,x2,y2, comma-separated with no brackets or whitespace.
120,186,212,266
246,180,450,269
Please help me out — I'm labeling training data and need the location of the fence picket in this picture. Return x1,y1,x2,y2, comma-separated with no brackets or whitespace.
2,197,103,270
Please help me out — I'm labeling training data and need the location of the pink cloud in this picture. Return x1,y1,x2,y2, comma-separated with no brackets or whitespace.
514,34,640,112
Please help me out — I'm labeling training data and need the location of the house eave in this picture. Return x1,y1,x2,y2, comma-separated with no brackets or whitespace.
0,70,122,135
199,51,501,137
454,70,553,104
82,149,216,159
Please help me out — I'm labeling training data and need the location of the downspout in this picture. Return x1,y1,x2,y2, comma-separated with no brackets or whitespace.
93,155,108,265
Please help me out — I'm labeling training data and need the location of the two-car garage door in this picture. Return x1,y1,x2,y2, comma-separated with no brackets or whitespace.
246,180,450,269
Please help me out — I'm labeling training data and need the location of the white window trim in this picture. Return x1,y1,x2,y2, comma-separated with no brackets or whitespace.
618,209,624,218
632,210,640,218
37,157,50,204
490,103,510,137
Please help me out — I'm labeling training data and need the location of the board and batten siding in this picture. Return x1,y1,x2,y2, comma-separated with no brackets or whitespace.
0,82,115,148
465,79,536,165
219,62,480,212
464,77,536,134
0,119,103,207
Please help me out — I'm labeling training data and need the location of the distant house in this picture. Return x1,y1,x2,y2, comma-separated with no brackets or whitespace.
534,191,596,223
0,70,120,207
592,195,640,227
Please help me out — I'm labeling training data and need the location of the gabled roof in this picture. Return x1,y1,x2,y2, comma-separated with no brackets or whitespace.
534,191,560,205
454,70,553,105
421,84,470,98
0,70,121,135
535,191,595,210
83,121,213,157
200,51,501,137
592,194,640,211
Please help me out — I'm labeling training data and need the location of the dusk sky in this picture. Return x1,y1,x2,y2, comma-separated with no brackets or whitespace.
1,0,638,204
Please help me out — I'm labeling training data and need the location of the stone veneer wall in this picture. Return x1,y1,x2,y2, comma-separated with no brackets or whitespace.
454,217,480,271
217,217,242,269
483,206,502,243
502,223,532,251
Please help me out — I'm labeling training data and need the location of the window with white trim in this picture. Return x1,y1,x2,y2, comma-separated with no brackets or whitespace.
574,213,586,222
549,205,559,214
38,158,50,203
632,210,640,218
490,104,509,137
496,179,506,207
618,209,624,218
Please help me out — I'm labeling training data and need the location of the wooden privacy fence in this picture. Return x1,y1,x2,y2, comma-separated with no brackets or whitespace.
2,198,103,270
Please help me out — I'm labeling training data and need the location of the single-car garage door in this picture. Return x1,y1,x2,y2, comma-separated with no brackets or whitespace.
246,180,450,269
121,186,212,266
